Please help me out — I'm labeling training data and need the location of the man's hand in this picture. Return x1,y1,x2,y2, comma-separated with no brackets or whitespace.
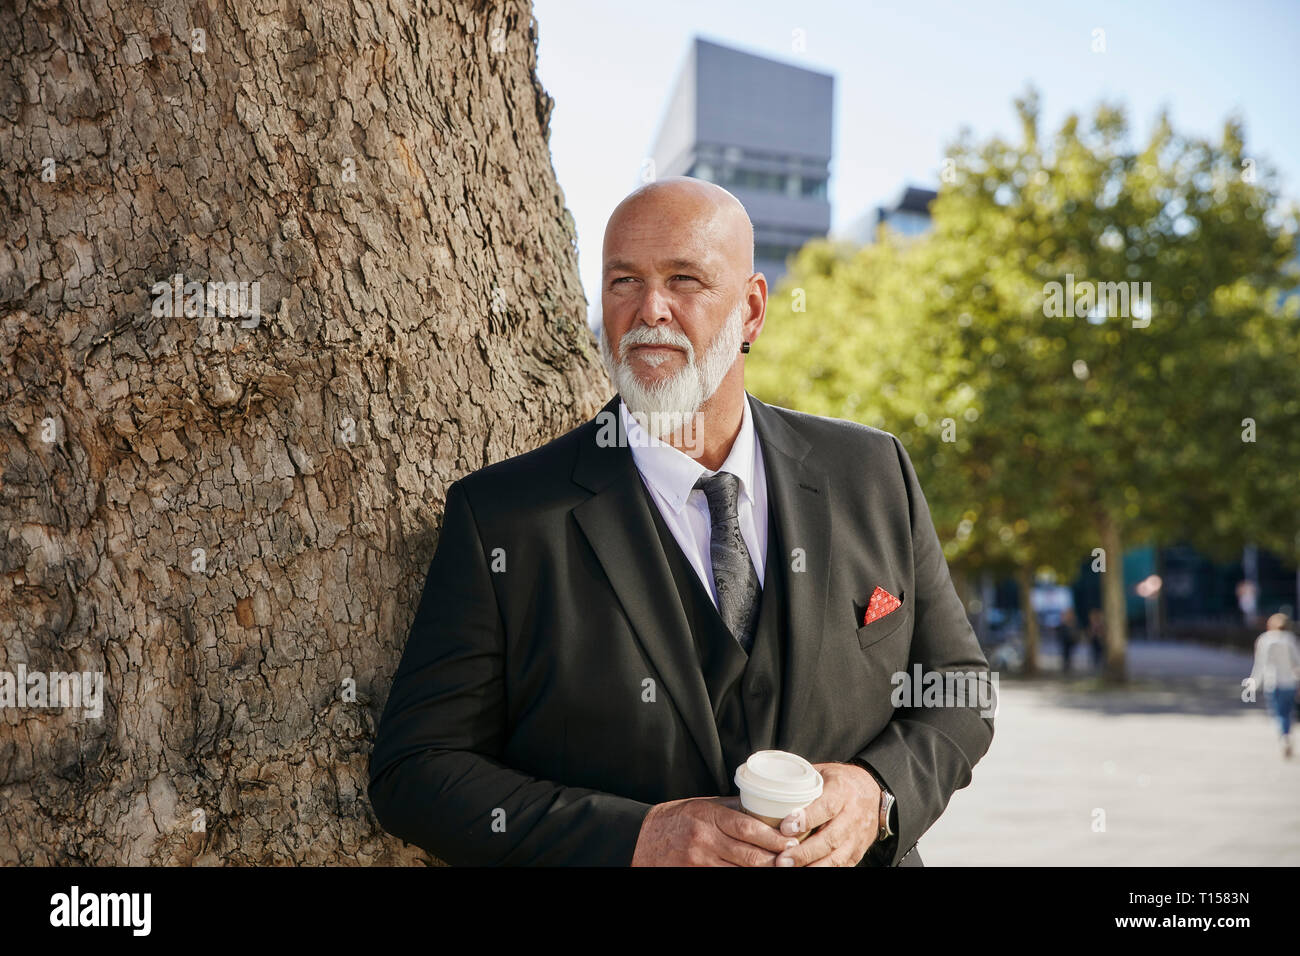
773,762,881,867
630,795,796,866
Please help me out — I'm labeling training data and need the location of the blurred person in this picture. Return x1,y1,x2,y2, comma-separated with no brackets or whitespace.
1248,613,1300,758
1237,579,1261,629
1087,608,1106,672
1057,607,1081,674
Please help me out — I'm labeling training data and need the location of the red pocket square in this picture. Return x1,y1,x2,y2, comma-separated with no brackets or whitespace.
862,586,901,625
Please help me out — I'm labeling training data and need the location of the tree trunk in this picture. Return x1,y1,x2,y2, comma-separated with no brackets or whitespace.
1153,541,1166,640
1097,513,1129,683
1014,566,1039,676
0,0,608,864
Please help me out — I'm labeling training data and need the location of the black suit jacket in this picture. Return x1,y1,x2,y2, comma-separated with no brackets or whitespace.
368,393,995,865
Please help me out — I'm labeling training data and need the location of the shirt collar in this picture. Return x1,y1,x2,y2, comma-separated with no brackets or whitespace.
620,395,758,514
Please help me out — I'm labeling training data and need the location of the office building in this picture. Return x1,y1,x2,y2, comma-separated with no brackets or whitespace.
843,185,937,245
648,37,834,285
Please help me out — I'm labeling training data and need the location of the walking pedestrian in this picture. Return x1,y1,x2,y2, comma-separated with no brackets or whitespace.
1248,614,1300,758
1087,608,1105,672
1058,607,1081,674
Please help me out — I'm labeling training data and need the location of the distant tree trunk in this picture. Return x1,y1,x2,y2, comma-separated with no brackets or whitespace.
1153,541,1166,640
1098,513,1129,683
0,0,608,864
1014,566,1039,676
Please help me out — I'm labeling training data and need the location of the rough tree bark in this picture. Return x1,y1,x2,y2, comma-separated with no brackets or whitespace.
0,0,608,863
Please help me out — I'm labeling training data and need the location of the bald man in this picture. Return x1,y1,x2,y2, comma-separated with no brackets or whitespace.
369,177,995,866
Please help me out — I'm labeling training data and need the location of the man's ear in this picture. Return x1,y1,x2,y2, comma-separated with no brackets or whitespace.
745,273,768,345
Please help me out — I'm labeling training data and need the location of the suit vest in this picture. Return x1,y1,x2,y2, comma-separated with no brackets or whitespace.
636,477,787,792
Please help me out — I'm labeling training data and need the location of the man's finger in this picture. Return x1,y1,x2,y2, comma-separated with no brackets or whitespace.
716,806,797,853
780,792,836,837
778,814,857,866
780,823,840,866
716,832,782,867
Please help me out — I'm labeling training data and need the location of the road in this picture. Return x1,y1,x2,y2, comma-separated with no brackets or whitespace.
920,640,1300,865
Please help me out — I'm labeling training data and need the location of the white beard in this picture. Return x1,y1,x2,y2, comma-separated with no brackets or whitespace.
600,299,745,440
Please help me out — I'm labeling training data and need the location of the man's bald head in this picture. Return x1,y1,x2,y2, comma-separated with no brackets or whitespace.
603,177,755,277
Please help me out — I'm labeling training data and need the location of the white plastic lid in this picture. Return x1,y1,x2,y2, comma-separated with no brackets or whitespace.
734,750,824,804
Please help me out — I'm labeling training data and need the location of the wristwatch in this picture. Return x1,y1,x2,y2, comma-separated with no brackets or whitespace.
877,787,897,843
851,759,897,843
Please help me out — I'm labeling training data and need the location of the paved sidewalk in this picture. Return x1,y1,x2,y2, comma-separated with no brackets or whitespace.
920,641,1300,865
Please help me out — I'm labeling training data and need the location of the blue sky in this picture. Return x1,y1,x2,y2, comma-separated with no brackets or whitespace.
531,0,1300,329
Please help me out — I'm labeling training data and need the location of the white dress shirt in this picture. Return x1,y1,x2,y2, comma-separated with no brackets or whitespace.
621,397,769,608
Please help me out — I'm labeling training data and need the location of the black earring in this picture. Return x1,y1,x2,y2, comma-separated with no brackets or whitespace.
740,341,750,353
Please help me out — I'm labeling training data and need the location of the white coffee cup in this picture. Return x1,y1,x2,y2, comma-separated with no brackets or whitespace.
734,750,824,840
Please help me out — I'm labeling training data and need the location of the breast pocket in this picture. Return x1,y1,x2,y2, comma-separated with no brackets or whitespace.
856,591,911,650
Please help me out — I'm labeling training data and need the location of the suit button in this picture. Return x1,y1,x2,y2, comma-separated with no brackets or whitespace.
748,677,770,698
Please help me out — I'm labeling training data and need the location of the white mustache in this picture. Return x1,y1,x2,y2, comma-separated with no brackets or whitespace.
619,325,694,363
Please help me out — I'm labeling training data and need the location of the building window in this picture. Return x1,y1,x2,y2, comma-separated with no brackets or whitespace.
754,243,796,263
801,178,827,199
687,160,827,201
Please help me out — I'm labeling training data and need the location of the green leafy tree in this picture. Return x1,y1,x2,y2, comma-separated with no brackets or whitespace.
749,88,1300,682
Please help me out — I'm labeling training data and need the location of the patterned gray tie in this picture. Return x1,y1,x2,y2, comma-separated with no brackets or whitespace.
694,472,761,654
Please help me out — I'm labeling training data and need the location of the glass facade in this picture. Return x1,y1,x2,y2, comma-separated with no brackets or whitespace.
688,161,828,200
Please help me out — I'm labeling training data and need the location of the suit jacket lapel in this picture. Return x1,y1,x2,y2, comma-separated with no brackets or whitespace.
571,395,730,793
747,394,831,755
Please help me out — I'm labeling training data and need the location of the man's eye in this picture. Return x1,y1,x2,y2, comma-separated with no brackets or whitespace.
672,275,698,282
611,277,634,285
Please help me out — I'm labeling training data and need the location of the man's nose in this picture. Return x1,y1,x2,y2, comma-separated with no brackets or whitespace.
634,284,673,326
